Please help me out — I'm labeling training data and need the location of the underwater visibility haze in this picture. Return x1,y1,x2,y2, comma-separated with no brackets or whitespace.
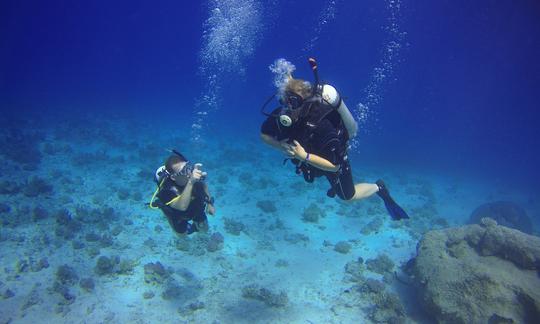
1,0,540,323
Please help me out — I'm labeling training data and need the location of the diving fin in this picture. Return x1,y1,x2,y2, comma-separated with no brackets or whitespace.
376,180,409,220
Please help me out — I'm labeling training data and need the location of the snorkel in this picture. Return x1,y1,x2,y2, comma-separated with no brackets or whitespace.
308,57,320,93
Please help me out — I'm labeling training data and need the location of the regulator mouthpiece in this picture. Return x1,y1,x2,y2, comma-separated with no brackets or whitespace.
279,115,293,127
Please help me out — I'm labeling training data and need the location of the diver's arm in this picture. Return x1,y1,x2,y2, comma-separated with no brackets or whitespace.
202,183,212,203
169,180,195,211
285,140,339,172
202,183,216,216
260,133,287,152
302,153,340,172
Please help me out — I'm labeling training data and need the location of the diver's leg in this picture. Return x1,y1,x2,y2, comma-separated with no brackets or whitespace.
327,160,358,200
164,211,192,235
164,212,187,235
192,212,209,233
351,183,379,200
173,219,190,235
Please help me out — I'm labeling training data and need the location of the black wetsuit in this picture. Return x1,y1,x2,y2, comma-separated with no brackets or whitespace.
155,177,207,234
261,105,355,200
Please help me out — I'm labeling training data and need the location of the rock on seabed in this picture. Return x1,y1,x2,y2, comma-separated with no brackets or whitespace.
411,218,540,324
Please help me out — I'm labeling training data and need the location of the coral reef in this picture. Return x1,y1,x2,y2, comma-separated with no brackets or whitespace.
178,300,205,316
95,255,136,276
95,256,116,276
174,234,212,256
143,291,155,299
144,262,170,285
17,257,49,273
409,218,540,323
241,284,288,307
206,232,224,252
53,265,79,306
301,203,325,223
361,283,405,323
79,278,95,292
161,279,202,303
56,265,79,286
338,277,406,323
256,239,276,251
284,233,309,245
344,258,366,283
223,217,246,235
256,200,277,213
366,254,395,275
468,201,533,234
174,236,191,252
334,241,352,254
360,218,383,235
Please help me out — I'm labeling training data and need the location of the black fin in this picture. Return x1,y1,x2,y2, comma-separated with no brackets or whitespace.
376,180,409,220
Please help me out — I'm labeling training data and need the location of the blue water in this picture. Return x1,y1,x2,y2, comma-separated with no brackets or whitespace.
1,0,540,322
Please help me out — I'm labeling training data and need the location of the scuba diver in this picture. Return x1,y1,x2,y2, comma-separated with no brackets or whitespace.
150,150,216,235
260,58,408,220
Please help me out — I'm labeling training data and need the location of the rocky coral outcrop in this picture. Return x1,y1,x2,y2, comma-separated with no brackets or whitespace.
468,201,533,234
301,203,325,223
410,218,540,323
241,284,288,307
144,262,170,285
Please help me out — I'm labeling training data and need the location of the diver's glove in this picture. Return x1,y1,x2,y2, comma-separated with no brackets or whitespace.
376,180,409,220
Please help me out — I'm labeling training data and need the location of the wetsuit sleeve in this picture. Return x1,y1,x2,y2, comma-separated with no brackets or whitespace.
261,116,278,136
186,182,208,222
261,108,290,140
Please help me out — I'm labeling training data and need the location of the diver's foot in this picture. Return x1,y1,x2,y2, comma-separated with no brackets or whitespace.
375,180,390,199
186,222,197,235
376,179,409,220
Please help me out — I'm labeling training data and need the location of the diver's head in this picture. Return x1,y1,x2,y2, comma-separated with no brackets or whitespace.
165,154,193,187
278,78,312,127
284,78,312,99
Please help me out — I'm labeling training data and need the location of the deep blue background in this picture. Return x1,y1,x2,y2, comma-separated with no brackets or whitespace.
1,0,539,190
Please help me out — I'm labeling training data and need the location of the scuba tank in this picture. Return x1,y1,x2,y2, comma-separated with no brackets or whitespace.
308,58,358,140
318,83,357,139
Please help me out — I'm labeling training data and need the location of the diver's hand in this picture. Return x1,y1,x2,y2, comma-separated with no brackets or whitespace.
278,139,291,154
206,204,215,216
191,163,207,182
283,140,308,160
280,139,297,158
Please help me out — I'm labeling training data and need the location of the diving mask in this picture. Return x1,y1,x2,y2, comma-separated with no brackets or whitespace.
280,91,304,110
169,162,207,186
169,162,194,186
278,91,305,127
